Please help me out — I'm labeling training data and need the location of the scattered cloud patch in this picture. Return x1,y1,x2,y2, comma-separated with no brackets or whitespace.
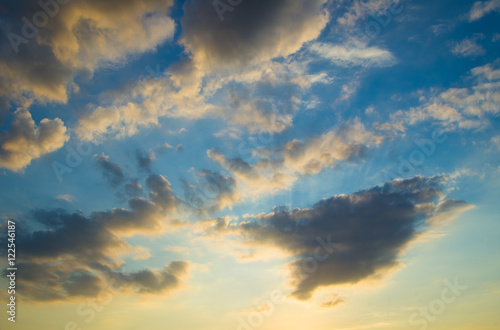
311,42,396,67
451,37,486,57
0,109,68,172
468,0,500,21
56,194,76,203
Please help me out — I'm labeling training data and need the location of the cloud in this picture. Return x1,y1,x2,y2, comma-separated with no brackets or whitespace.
336,0,403,26
321,295,346,308
201,176,472,301
340,81,361,101
95,154,125,187
75,52,329,141
180,170,238,214
56,194,76,203
135,149,156,173
451,37,486,57
0,109,69,172
72,0,333,141
181,0,328,71
492,136,500,149
208,120,383,197
222,85,296,134
310,42,396,67
468,0,500,21
387,62,500,131
0,0,176,108
124,179,143,198
70,1,390,143
91,174,180,236
0,171,189,302
110,261,189,295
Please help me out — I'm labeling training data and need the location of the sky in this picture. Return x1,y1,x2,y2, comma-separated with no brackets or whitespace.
0,0,499,329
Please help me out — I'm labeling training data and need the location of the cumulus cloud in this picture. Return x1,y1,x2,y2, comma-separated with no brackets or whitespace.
387,62,500,132
91,174,181,236
310,42,396,67
75,45,335,140
110,261,189,295
0,0,176,108
75,0,332,141
0,109,69,172
201,176,473,301
181,0,328,70
0,172,189,302
208,120,383,197
0,0,177,171
75,78,181,141
468,0,500,22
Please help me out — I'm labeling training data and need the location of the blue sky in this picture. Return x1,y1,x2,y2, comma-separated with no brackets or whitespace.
0,0,499,329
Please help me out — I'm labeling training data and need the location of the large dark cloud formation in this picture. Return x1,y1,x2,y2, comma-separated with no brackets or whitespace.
0,172,188,303
181,0,328,69
0,0,175,108
203,176,473,300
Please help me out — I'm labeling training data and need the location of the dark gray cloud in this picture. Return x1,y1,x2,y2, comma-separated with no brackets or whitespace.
92,174,179,235
0,94,10,124
145,174,177,211
62,270,105,298
135,149,155,173
95,154,126,187
181,0,328,69
203,176,472,300
0,172,189,303
0,0,175,107
124,179,144,197
111,261,189,295
21,211,126,262
180,169,238,214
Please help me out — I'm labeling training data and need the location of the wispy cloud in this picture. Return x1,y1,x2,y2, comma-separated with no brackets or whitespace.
468,0,500,21
56,194,76,203
451,36,486,57
311,42,396,67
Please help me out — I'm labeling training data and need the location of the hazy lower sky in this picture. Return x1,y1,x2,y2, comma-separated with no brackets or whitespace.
0,0,499,329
